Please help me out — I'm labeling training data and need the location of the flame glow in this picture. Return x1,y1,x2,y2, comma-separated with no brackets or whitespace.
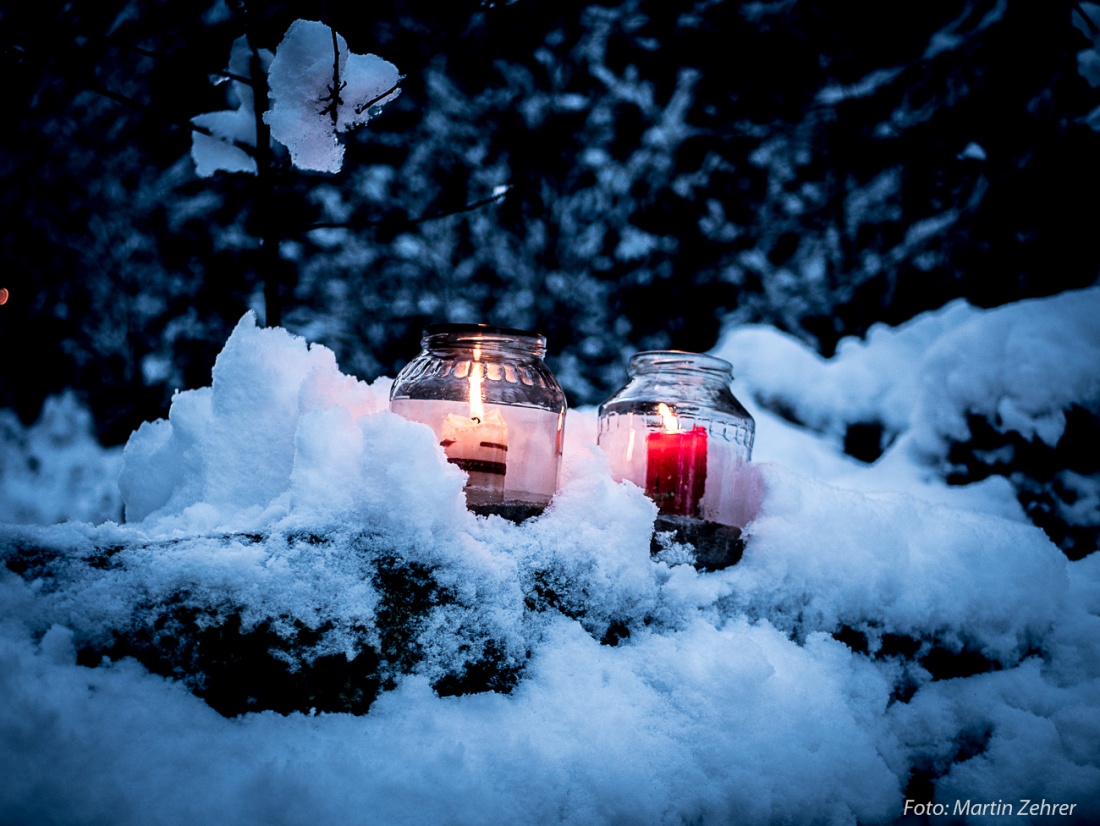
657,402,680,433
469,345,485,422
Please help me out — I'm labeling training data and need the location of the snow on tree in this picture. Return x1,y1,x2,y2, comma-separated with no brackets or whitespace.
190,36,272,177
190,19,401,177
265,19,401,173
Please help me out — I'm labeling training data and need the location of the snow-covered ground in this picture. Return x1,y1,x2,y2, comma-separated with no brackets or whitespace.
1,289,1098,825
0,392,123,527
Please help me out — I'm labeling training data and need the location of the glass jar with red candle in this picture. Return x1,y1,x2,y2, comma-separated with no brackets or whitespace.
597,351,755,527
389,324,567,513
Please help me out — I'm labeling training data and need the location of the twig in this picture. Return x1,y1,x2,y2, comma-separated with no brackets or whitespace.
318,24,344,127
355,80,402,116
210,69,253,85
304,187,512,233
99,32,252,86
2,40,258,159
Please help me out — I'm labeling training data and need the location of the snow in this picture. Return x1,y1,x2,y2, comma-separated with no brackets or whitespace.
815,67,904,106
190,37,271,178
0,392,122,526
191,20,401,177
923,0,1008,61
715,287,1100,462
264,19,402,174
1076,3,1100,90
958,142,987,161
2,293,1099,824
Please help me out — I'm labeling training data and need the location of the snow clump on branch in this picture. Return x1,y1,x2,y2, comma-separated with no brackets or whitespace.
190,36,272,177
264,19,402,174
189,19,401,177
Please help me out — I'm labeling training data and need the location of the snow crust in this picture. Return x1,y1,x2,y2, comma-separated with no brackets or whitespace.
2,294,1098,824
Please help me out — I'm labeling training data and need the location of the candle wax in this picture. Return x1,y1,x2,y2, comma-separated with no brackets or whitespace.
440,409,509,500
645,425,708,516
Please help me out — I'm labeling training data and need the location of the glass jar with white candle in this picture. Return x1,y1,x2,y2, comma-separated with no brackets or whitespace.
389,324,567,510
597,351,755,528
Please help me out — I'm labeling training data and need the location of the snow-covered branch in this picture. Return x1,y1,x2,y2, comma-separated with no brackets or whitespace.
191,19,402,177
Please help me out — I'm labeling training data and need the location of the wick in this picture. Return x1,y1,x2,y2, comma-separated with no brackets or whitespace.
471,416,481,424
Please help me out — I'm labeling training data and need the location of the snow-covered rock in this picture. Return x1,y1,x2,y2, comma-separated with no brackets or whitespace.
1,295,1098,824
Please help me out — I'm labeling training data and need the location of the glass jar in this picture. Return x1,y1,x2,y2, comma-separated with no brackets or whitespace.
597,351,755,527
389,324,567,508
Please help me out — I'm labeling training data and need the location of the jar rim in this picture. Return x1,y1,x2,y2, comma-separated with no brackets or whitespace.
423,322,545,340
629,350,733,375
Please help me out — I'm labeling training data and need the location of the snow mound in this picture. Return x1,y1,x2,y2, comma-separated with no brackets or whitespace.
118,311,460,535
716,287,1100,455
715,287,1100,547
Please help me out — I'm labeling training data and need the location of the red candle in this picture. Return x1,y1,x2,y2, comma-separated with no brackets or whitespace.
645,404,708,517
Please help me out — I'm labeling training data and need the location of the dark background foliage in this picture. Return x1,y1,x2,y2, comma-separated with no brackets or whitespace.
2,0,1099,446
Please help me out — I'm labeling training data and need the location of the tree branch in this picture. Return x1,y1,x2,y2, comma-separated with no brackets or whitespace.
233,1,283,328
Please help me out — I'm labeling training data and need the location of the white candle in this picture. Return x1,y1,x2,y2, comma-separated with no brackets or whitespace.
439,353,509,501
440,409,509,498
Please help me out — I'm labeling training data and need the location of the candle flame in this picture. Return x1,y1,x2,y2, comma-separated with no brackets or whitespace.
469,346,485,421
657,402,680,433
